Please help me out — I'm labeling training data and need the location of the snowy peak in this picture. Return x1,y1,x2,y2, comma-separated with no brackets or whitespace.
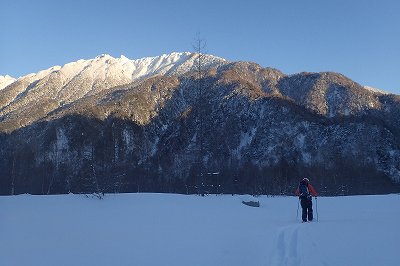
363,85,388,95
0,52,228,132
18,52,226,88
0,75,16,90
10,52,226,88
55,52,226,82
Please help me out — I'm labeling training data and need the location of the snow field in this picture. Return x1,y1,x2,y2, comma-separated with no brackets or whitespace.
0,193,399,266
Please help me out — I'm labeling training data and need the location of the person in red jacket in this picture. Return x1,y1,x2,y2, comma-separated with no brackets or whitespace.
295,178,318,222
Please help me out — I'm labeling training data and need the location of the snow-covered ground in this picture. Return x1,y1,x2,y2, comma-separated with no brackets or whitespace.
0,193,399,266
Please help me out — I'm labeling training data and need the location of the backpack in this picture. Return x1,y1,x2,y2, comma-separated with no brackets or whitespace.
299,182,310,199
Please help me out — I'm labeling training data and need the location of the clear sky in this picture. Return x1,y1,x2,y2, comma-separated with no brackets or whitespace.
1,0,399,94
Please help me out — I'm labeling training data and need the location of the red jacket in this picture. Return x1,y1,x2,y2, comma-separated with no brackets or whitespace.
295,184,318,197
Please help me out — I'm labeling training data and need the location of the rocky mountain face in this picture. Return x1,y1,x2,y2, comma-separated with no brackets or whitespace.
0,53,399,196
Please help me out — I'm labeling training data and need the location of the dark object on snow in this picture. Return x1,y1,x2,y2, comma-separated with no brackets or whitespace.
242,200,260,207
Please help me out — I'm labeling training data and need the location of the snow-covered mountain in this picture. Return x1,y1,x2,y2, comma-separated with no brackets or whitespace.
0,52,226,130
0,75,16,90
364,85,388,94
0,53,399,196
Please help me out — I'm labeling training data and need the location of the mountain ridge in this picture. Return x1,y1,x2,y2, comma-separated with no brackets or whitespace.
0,53,399,195
0,52,227,132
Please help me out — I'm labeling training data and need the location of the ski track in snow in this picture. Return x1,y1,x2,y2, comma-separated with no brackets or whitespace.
268,223,331,266
269,225,301,266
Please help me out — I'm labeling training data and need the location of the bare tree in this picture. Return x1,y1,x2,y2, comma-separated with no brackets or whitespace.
192,33,207,195
91,141,101,197
11,153,16,195
193,33,207,81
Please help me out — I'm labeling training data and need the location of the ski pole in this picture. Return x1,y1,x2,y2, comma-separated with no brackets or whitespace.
315,197,319,222
296,198,300,221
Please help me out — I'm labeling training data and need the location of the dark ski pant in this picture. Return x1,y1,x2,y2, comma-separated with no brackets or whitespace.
300,197,313,222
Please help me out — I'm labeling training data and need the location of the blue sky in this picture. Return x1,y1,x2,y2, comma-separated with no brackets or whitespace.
1,0,399,94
